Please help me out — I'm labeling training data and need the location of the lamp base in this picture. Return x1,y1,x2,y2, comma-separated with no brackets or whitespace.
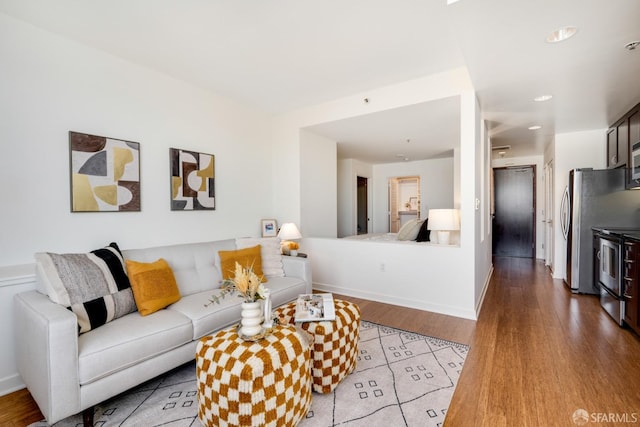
437,230,451,245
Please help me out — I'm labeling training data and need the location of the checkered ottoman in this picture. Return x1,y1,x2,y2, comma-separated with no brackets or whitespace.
195,324,312,427
274,299,361,394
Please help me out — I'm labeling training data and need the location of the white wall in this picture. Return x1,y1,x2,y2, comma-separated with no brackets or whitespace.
300,130,337,237
338,157,453,237
337,158,373,237
306,238,477,319
371,158,454,233
492,155,545,259
0,13,275,266
0,13,275,396
272,71,492,320
550,129,606,279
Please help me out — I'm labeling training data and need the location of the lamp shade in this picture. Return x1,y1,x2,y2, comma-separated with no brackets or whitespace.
427,209,460,231
277,223,302,240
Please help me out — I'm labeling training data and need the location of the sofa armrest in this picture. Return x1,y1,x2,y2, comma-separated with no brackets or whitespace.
14,291,81,424
282,256,312,294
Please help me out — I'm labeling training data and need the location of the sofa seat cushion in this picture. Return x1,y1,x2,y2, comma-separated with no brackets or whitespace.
78,308,192,386
169,276,308,341
168,290,244,340
266,276,308,308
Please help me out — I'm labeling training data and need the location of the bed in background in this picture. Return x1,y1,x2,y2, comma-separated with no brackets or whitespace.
343,218,430,243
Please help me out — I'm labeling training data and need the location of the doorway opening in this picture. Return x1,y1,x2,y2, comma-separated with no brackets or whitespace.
388,176,420,232
492,166,535,258
357,176,368,235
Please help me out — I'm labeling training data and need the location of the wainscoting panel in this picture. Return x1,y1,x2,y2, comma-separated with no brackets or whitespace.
0,264,36,396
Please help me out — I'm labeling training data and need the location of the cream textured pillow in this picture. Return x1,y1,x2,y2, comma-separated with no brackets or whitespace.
236,237,284,277
397,219,425,241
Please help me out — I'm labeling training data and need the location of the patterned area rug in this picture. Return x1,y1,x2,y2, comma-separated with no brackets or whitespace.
31,321,468,427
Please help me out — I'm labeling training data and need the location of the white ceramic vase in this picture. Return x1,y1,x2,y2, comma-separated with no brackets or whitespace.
240,301,263,337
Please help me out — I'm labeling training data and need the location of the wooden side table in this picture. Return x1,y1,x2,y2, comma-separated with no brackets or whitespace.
274,299,361,393
196,324,312,427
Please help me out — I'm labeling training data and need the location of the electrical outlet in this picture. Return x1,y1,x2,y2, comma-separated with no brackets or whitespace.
379,263,385,272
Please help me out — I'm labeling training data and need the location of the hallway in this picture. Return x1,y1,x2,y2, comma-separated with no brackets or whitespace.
446,256,640,426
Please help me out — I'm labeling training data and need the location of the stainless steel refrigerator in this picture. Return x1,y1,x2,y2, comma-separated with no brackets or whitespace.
560,168,640,294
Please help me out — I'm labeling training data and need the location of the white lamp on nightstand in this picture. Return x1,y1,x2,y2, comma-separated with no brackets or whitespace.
427,209,460,245
278,222,302,255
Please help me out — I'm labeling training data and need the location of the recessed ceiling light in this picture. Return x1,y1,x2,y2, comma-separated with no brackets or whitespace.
534,95,553,102
625,41,640,51
546,26,578,43
528,125,542,130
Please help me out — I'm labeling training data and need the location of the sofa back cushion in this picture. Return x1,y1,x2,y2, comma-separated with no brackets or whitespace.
123,239,235,297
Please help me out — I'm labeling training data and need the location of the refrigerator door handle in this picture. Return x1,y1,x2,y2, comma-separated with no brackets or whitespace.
560,185,570,240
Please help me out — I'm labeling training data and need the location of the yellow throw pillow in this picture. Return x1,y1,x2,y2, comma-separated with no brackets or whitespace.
125,258,181,316
218,245,267,282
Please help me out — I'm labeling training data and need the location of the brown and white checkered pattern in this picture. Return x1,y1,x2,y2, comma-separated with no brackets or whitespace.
274,299,361,394
195,325,312,427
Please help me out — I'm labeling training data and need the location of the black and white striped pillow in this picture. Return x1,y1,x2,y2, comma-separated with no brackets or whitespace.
35,242,137,333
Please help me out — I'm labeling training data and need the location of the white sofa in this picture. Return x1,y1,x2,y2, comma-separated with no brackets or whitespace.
13,239,311,425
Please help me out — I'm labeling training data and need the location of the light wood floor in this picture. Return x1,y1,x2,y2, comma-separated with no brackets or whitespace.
2,257,639,426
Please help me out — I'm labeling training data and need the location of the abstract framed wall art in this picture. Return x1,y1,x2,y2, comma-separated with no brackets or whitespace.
170,148,215,211
69,131,141,212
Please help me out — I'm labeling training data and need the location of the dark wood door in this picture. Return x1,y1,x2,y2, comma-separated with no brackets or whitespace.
493,166,535,257
357,176,368,234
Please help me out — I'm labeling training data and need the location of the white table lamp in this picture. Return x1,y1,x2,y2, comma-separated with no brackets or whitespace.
278,222,302,255
427,209,460,245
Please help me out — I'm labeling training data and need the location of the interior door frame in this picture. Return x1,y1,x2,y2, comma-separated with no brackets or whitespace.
492,165,536,258
544,160,554,269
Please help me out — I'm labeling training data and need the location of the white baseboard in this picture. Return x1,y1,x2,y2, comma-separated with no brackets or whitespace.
313,282,478,321
475,265,494,318
0,373,25,397
0,265,35,397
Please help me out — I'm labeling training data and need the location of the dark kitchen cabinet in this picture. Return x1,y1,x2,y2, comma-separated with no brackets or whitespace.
630,109,640,151
607,102,640,188
607,120,628,169
623,239,640,334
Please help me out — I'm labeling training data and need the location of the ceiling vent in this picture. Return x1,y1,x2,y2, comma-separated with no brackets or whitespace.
491,145,511,151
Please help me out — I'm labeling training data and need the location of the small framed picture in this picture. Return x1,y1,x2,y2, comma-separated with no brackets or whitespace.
409,197,418,211
261,219,277,237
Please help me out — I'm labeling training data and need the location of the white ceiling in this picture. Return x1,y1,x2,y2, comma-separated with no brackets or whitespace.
1,0,639,163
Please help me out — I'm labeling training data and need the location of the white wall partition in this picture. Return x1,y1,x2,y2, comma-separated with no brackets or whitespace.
272,72,492,321
307,238,476,319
